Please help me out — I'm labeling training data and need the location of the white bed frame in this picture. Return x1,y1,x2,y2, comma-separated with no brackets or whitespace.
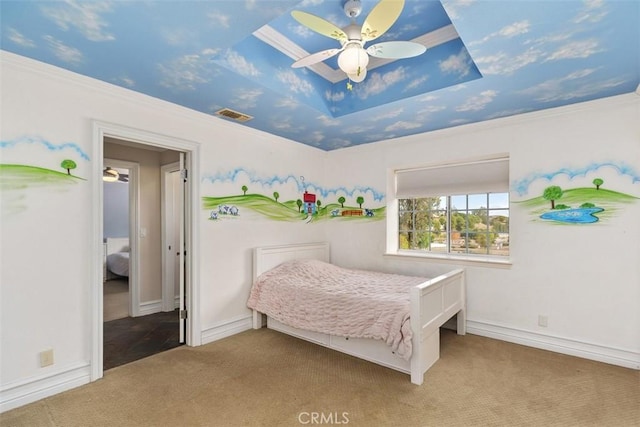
252,242,466,385
104,237,129,280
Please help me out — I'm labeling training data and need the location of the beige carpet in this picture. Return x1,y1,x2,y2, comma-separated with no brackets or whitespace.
103,279,129,322
2,329,638,427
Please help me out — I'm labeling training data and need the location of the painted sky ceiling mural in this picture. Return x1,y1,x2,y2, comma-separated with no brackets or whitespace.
1,0,638,151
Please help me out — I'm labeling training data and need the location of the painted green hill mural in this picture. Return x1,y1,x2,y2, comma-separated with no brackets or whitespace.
203,194,385,223
0,164,85,190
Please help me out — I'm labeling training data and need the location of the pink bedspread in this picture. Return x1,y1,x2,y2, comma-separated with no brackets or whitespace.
247,259,429,360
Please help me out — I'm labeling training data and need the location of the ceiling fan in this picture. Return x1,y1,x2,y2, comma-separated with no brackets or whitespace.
291,0,426,87
103,166,129,183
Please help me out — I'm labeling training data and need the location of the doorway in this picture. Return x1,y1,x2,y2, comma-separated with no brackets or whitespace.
92,121,201,381
102,150,183,370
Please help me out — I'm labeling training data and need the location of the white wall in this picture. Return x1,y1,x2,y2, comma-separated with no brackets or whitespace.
0,52,325,410
325,94,640,369
1,50,638,412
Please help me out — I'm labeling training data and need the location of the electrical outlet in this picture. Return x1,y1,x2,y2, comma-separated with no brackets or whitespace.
40,349,54,367
538,315,548,327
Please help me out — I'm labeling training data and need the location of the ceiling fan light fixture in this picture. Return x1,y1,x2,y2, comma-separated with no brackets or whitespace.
337,43,369,77
103,167,119,182
348,67,367,83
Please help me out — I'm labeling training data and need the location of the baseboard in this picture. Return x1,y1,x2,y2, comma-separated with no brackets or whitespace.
0,363,91,413
201,315,253,345
467,320,640,370
138,299,162,316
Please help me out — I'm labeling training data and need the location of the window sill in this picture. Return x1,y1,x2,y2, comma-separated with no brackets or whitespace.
384,250,512,269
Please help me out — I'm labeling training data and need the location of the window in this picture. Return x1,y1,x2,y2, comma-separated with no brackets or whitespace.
391,156,509,260
398,193,509,256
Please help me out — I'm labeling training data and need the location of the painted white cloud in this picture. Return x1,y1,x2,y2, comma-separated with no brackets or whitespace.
326,90,345,102
43,35,83,65
307,131,325,145
357,67,407,99
275,97,300,108
327,138,353,150
441,0,476,20
574,0,608,23
404,75,429,91
232,88,263,110
343,125,375,134
371,108,404,121
518,69,627,102
455,90,498,112
470,20,530,46
42,1,114,42
114,76,135,88
439,49,472,78
201,48,220,56
208,11,230,29
289,23,315,39
475,47,542,75
317,115,341,127
158,54,210,90
418,94,439,102
545,39,603,61
277,70,314,96
163,29,195,46
216,49,261,77
416,105,446,115
8,28,36,48
384,121,422,132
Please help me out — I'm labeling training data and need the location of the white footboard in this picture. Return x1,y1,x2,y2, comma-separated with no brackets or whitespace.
410,268,466,385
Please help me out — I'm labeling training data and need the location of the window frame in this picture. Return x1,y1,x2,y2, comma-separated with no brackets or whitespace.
386,158,512,268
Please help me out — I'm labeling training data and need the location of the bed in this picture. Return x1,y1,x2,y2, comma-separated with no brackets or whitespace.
248,242,466,385
105,237,130,279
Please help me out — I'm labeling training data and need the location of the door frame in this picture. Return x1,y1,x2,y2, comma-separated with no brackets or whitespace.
91,121,201,381
103,158,140,317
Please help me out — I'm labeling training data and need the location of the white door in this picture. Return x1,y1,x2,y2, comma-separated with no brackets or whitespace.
161,158,185,343
177,152,186,343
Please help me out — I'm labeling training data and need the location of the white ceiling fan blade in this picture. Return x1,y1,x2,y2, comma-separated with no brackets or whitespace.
292,48,342,68
361,0,405,42
291,10,347,42
367,41,426,59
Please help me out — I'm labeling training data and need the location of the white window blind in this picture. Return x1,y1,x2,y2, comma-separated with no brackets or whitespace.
395,157,509,198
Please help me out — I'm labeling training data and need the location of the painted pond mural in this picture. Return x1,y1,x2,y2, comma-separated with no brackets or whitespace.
513,162,639,225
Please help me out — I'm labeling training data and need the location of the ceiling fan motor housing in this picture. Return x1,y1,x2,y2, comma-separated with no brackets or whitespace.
343,0,363,18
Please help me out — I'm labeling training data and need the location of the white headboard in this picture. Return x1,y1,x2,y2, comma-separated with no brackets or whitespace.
106,237,129,255
253,242,330,281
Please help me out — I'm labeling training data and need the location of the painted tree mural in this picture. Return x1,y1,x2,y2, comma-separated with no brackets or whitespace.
61,159,77,175
356,196,364,208
338,196,346,207
543,185,563,209
593,178,604,190
273,191,280,202
296,199,302,212
242,185,248,195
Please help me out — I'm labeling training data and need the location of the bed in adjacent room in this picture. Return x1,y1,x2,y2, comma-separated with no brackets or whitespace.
105,237,130,279
248,242,466,385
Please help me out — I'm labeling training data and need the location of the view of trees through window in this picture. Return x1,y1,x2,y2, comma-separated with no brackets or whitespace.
398,193,509,257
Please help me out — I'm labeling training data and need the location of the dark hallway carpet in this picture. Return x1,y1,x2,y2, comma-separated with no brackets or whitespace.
104,309,182,370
